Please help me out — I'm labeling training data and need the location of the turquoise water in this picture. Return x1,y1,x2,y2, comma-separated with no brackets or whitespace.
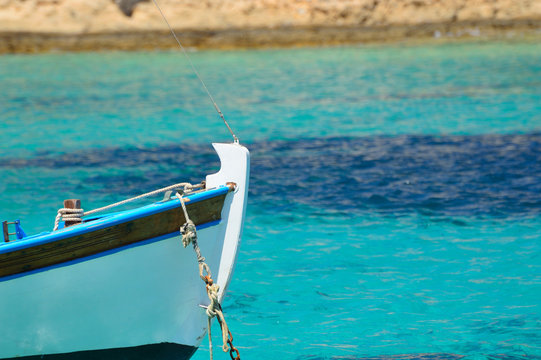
0,42,540,359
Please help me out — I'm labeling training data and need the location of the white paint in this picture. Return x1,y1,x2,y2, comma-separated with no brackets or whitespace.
0,143,250,358
206,143,250,301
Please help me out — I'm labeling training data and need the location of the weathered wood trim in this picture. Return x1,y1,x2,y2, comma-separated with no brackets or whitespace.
2,221,9,243
0,194,226,278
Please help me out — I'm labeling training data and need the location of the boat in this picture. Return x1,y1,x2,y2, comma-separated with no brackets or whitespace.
0,142,250,359
0,0,251,358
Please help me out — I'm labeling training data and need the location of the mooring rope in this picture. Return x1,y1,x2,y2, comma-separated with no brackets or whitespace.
176,191,241,360
53,182,202,231
51,184,241,359
150,0,239,144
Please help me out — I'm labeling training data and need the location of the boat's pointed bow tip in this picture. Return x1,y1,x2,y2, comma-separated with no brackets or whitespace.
211,142,250,158
206,142,250,190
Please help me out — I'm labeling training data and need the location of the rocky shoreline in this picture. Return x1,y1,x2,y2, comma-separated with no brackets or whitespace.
1,0,540,53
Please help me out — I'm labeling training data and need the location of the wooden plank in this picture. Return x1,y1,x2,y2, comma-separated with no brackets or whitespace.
2,221,9,243
0,194,226,278
63,199,82,227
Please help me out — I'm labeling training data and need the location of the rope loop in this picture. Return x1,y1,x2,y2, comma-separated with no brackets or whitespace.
53,208,85,231
200,263,212,282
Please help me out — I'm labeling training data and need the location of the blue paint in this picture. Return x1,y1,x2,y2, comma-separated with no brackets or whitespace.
0,219,221,283
0,186,228,254
14,220,26,240
1,219,26,242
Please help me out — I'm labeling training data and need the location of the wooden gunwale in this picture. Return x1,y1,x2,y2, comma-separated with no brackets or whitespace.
0,193,227,279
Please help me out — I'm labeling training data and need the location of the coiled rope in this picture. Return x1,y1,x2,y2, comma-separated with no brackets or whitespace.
53,182,202,231
53,208,85,230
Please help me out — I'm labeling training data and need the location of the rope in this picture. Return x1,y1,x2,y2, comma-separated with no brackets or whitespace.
53,182,202,231
52,184,241,359
84,182,196,216
53,208,84,231
150,0,239,144
176,191,237,359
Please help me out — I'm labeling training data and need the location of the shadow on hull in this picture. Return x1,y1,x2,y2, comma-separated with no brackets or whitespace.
3,343,197,360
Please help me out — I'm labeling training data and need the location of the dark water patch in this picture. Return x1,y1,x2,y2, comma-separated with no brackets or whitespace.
2,134,540,218
251,134,541,218
0,143,217,170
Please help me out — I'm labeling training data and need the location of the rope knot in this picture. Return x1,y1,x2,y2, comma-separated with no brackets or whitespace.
176,187,238,359
180,220,197,248
205,283,220,318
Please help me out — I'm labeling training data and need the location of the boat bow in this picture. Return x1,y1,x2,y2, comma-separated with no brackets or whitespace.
206,142,250,301
0,142,250,360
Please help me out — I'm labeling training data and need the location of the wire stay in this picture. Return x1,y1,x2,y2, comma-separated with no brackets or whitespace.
151,0,239,144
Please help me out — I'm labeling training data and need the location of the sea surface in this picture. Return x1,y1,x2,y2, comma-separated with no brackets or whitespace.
0,42,540,360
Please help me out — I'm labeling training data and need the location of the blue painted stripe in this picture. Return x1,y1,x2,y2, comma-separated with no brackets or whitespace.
0,219,221,283
0,186,229,255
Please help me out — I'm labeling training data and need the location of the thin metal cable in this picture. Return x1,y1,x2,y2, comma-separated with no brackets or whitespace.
151,0,239,144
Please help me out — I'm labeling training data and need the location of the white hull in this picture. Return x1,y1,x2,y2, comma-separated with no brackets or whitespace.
0,143,250,359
